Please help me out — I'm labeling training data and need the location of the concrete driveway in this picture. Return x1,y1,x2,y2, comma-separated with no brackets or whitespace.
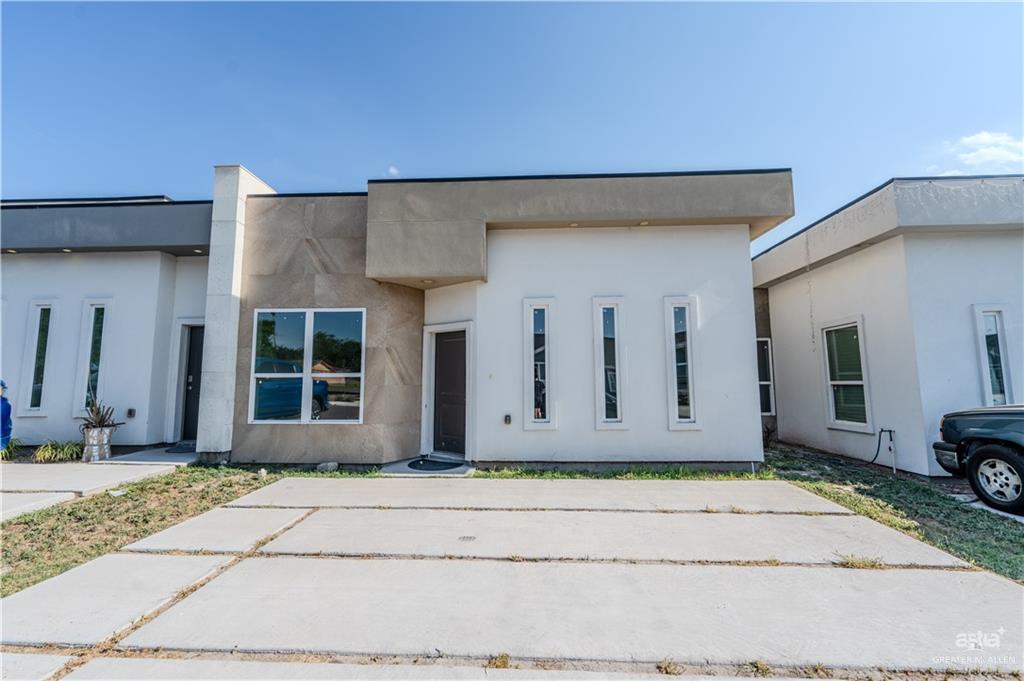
2,478,1021,680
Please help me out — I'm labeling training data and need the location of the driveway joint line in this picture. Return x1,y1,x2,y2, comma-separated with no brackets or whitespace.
93,643,1020,678
108,548,976,572
227,503,853,515
46,508,318,681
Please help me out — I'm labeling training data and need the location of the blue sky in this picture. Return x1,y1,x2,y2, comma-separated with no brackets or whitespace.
3,2,1021,253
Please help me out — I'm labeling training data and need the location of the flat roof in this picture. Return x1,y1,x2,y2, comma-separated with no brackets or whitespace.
755,173,1024,260
369,168,792,185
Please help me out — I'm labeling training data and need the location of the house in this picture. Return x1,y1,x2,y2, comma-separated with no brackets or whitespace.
753,175,1023,476
1,165,794,467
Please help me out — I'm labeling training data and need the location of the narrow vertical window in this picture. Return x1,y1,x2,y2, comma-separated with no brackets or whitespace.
602,307,619,421
86,306,106,405
28,306,52,409
523,298,555,430
974,306,1013,406
533,308,548,421
984,313,1007,405
756,338,775,416
822,320,871,430
664,297,697,429
593,297,626,429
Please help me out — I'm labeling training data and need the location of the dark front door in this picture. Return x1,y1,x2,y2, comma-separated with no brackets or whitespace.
433,330,466,456
181,326,204,441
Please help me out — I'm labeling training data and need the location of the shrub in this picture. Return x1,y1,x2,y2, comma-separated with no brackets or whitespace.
1,436,24,460
34,440,84,463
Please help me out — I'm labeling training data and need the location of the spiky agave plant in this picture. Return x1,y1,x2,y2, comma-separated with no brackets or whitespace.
77,394,124,433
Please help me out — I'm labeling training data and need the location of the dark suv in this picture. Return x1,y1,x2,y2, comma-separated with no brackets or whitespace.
934,406,1024,515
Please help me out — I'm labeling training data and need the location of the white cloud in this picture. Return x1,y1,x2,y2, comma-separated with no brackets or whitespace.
937,131,1024,175
386,165,400,177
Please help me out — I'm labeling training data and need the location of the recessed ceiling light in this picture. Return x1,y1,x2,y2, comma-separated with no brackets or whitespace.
193,249,203,254
61,248,72,253
569,222,579,228
422,279,435,284
639,220,649,226
6,249,16,254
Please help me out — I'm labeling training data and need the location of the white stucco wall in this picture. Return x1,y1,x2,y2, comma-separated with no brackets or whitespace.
767,237,930,473
1,252,208,445
424,225,764,464
903,231,1024,473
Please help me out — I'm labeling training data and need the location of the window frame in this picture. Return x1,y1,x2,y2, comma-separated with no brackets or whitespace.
756,337,775,417
663,296,699,431
18,299,57,417
820,315,873,434
248,307,367,425
972,304,1014,406
72,298,112,416
592,297,628,430
523,298,556,431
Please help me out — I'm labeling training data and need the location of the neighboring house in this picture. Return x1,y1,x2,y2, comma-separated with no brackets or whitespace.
1,166,794,468
753,175,1023,476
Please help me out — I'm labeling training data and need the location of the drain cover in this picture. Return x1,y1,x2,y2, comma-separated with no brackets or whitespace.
408,458,462,471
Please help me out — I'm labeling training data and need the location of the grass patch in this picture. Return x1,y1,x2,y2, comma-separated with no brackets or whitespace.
655,658,683,675
767,445,1024,581
748,659,773,677
1,465,272,597
33,440,84,463
832,553,885,570
485,653,510,669
472,465,774,481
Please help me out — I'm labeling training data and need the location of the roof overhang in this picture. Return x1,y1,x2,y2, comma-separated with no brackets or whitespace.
753,175,1024,289
366,169,794,289
0,201,213,256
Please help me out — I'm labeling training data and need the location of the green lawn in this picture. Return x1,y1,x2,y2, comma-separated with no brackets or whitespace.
2,445,1021,597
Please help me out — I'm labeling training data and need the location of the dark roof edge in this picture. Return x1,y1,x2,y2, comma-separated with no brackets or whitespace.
1,199,212,210
752,173,1024,260
368,168,792,185
248,192,368,198
1,194,173,205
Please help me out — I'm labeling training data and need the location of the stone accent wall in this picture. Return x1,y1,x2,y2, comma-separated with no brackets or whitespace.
231,195,424,464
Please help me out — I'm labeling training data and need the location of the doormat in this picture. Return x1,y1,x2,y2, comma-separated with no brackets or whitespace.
408,458,463,471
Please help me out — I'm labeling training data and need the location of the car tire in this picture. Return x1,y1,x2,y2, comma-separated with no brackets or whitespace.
966,444,1024,515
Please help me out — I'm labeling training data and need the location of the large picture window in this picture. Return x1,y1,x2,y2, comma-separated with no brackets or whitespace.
663,296,698,429
592,297,627,429
822,318,871,431
973,305,1014,406
523,298,556,430
250,308,365,424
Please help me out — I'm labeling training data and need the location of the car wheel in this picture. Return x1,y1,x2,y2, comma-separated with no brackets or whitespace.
966,444,1024,515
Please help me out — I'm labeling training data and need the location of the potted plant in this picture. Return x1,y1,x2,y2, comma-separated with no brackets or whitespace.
77,395,124,462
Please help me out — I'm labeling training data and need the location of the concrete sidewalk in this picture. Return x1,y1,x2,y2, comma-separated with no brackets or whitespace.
0,461,178,521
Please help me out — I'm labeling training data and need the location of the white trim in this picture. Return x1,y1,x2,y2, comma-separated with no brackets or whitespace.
756,337,776,416
163,318,205,442
17,299,57,417
819,314,873,434
248,307,367,425
523,298,556,431
592,297,628,430
972,304,1014,406
71,298,112,417
663,296,700,431
420,320,475,460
